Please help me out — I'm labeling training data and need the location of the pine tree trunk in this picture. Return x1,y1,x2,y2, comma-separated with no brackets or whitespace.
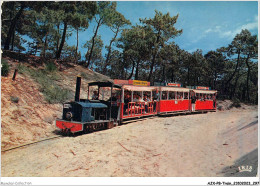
56,21,68,59
162,64,166,82
86,18,102,68
127,58,135,80
134,58,141,80
187,66,190,85
75,27,79,63
11,29,15,51
148,30,161,81
4,2,25,50
231,74,240,100
245,54,251,102
43,32,48,58
56,24,60,53
225,50,241,86
171,65,174,82
103,27,119,74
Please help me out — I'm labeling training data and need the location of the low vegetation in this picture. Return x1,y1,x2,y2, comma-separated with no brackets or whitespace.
18,64,73,103
230,98,242,108
10,96,19,103
1,59,10,77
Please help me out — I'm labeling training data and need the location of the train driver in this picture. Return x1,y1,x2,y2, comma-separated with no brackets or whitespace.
92,91,98,100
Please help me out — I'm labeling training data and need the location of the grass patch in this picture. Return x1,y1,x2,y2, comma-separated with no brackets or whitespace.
17,64,73,103
1,59,10,76
45,61,57,72
80,72,89,80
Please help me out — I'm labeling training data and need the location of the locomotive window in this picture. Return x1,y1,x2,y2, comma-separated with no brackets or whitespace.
161,91,167,100
169,91,175,100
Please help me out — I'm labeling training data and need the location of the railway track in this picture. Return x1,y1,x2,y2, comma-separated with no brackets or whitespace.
1,135,62,153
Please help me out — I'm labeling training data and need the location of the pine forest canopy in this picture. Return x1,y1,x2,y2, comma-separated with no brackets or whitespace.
1,1,258,104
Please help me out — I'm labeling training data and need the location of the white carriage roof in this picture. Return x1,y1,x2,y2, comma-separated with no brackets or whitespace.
192,89,217,94
159,86,190,92
122,85,157,91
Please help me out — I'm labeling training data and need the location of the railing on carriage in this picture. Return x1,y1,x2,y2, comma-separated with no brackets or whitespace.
122,101,158,119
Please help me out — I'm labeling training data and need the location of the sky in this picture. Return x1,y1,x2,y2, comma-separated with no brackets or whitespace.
68,1,258,57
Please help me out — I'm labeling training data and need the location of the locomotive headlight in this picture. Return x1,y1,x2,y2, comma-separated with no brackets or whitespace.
65,112,73,120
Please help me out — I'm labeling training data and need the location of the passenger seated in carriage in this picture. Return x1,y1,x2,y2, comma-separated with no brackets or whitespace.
124,93,130,114
144,95,151,113
133,94,139,102
132,94,144,113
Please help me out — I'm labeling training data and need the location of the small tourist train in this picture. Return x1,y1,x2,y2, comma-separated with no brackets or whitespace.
56,77,217,134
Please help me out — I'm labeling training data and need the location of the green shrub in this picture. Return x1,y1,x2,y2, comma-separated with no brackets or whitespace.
45,62,57,72
16,64,72,103
10,96,19,103
80,72,88,80
31,70,73,103
17,63,28,74
230,98,241,108
1,60,9,76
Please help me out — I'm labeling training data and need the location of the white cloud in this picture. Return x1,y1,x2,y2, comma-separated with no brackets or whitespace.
220,21,258,39
204,25,222,34
204,16,258,39
205,28,212,33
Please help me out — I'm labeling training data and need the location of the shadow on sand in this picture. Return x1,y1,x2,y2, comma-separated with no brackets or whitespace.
238,120,258,131
221,148,258,177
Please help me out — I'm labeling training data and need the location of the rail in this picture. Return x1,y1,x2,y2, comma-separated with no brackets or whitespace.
2,136,62,153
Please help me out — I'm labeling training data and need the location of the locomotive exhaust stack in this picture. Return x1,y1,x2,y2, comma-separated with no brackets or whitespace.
75,76,81,102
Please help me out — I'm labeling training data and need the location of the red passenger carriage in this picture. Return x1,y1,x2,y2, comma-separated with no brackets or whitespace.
190,86,217,111
157,86,191,114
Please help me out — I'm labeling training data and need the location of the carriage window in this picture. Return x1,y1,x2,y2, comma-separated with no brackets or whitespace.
152,91,159,101
184,92,188,99
143,91,152,102
133,91,142,102
161,91,167,100
177,92,183,99
169,91,175,100
198,94,202,100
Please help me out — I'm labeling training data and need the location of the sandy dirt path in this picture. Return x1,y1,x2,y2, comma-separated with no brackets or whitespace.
1,107,258,177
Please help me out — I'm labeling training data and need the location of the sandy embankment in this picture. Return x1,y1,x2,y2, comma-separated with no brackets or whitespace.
1,106,258,177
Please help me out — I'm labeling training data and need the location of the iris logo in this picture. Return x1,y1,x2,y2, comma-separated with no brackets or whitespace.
238,165,253,172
